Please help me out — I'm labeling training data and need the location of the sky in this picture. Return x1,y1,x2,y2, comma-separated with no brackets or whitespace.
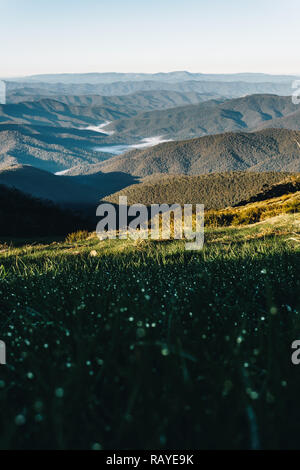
0,0,299,77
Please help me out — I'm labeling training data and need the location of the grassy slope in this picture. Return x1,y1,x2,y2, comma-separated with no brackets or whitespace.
205,190,300,226
0,214,299,449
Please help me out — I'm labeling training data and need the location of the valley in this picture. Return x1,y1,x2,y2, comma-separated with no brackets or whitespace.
1,84,300,217
0,70,300,451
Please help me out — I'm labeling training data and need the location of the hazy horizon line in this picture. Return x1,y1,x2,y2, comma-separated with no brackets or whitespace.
1,70,300,80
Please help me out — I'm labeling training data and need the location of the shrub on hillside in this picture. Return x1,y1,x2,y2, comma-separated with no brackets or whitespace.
65,230,90,244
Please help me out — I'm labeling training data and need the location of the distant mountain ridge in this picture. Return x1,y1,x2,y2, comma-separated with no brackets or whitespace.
4,79,294,100
7,71,299,84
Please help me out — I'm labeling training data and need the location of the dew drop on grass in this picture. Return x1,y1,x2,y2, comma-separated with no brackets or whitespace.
161,348,170,356
137,328,146,339
15,414,26,426
34,401,43,412
55,388,64,398
91,443,102,451
35,414,44,423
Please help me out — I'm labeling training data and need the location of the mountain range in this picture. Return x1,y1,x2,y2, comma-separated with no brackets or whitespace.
1,95,300,177
0,91,222,124
7,71,299,84
1,72,300,221
2,94,300,145
4,79,294,102
1,164,297,216
103,94,299,141
0,99,126,127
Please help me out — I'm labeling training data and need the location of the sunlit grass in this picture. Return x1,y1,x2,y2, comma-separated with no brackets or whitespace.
0,214,299,449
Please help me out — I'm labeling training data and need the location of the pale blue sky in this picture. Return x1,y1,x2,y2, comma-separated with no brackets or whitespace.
0,0,299,77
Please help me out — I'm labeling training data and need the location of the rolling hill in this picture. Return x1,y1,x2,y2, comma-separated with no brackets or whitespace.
0,125,114,173
0,91,224,137
49,90,221,112
0,183,91,237
63,164,139,195
5,79,293,101
97,128,300,176
103,94,299,141
205,182,300,227
255,107,300,131
6,89,221,111
104,172,296,209
0,98,133,127
0,165,100,208
0,164,138,209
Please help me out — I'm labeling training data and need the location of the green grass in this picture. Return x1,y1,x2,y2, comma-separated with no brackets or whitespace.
0,214,299,450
